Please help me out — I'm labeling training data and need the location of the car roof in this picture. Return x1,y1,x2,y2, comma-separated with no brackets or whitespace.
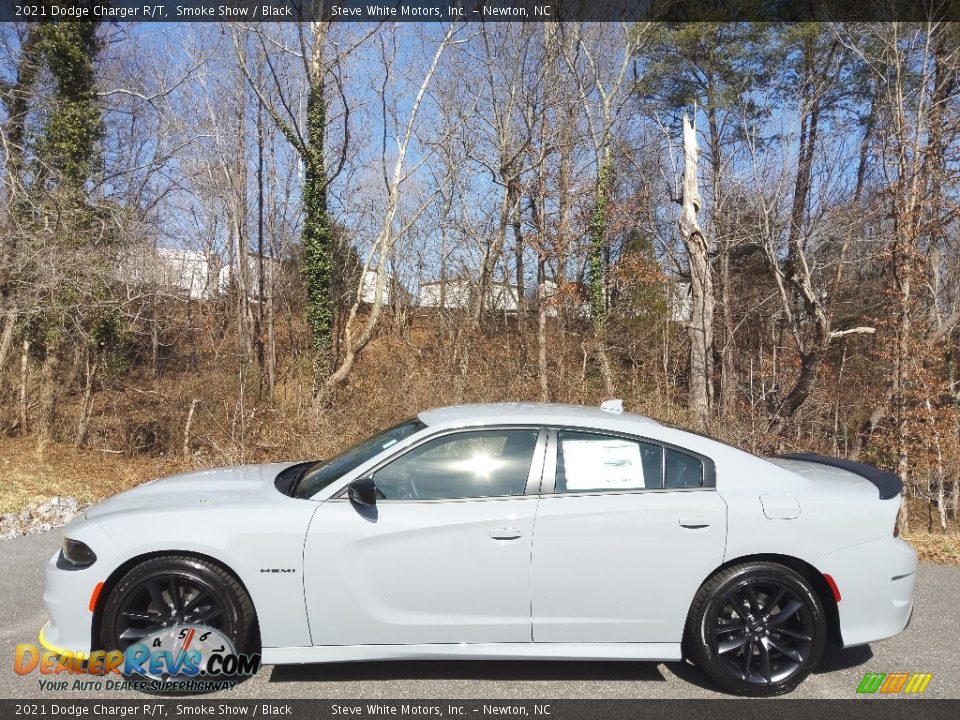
417,402,661,429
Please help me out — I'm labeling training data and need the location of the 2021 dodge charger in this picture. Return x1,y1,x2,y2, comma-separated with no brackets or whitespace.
42,402,917,695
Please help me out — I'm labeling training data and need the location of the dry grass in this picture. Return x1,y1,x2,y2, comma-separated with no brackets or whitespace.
900,496,960,565
0,435,179,514
902,532,960,566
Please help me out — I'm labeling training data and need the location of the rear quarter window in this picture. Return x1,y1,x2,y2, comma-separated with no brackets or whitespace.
665,448,704,489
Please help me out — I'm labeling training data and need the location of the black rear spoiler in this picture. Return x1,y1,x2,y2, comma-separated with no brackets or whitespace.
774,453,903,500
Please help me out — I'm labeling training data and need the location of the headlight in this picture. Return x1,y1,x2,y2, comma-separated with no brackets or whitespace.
61,538,97,568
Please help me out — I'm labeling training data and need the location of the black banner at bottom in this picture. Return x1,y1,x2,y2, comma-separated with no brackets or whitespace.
3,700,960,720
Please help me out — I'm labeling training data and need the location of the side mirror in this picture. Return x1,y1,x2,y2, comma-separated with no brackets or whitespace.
348,477,378,506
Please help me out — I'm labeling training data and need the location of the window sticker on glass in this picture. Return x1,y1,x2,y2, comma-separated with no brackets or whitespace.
562,438,645,490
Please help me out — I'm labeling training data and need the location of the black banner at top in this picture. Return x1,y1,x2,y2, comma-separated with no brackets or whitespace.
2,0,960,22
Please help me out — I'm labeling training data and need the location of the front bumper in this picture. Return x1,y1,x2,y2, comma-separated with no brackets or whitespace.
815,535,918,648
42,522,118,658
38,620,88,660
43,547,100,656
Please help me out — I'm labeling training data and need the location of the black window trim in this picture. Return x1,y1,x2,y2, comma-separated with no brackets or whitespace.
541,427,717,496
331,425,548,503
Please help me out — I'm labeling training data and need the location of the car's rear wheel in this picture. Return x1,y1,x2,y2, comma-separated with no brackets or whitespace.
686,562,826,696
100,555,257,692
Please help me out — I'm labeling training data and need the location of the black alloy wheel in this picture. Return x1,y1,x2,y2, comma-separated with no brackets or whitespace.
100,555,258,693
686,562,827,696
113,573,225,649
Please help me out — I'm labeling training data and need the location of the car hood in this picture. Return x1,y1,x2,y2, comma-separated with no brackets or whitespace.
84,462,302,520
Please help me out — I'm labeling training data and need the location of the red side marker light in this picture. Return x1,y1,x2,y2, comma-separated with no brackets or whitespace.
89,581,104,612
823,573,841,603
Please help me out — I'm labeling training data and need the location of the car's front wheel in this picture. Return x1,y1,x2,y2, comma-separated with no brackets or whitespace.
100,555,258,692
686,562,826,696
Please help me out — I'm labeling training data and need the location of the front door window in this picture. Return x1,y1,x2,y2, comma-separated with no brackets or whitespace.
374,429,539,500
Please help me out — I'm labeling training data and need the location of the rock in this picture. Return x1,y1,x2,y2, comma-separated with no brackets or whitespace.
1,496,88,541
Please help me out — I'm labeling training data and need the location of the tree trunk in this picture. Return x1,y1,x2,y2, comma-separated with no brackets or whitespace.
679,112,714,430
537,258,549,402
718,240,736,413
765,40,835,429
232,81,254,371
0,308,17,375
302,21,335,387
256,92,267,396
706,104,736,415
474,182,513,324
266,287,276,404
37,342,62,447
18,339,29,431
74,353,97,448
511,177,525,335
589,147,615,397
150,300,159,379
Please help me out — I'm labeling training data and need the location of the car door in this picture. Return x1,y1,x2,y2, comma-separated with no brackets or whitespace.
531,428,727,643
303,427,546,646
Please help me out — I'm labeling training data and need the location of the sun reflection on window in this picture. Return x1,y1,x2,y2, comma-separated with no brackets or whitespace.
448,452,507,479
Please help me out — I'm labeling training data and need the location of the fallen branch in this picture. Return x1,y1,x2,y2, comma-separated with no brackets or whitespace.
183,398,200,461
829,326,876,338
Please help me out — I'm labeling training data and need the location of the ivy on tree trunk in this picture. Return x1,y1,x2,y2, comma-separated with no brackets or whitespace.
588,149,611,333
302,74,334,384
36,20,102,199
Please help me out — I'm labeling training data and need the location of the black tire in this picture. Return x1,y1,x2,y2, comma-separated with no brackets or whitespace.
685,562,826,696
100,555,258,694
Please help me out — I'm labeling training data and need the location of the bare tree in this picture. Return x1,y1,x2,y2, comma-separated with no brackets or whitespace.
679,112,714,429
563,23,644,397
325,24,458,389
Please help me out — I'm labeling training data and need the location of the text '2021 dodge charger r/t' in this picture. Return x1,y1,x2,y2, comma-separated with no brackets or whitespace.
42,402,916,695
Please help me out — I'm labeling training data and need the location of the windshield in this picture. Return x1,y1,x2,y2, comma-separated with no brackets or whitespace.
293,419,426,499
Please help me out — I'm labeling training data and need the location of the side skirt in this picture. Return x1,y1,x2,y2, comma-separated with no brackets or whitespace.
262,642,682,665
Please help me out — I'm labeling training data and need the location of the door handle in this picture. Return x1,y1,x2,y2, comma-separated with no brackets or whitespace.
679,517,712,530
490,528,522,540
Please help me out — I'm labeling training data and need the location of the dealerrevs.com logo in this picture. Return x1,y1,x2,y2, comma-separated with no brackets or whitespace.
15,624,260,693
856,673,933,695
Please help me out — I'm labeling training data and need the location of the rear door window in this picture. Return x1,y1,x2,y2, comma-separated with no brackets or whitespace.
555,431,664,492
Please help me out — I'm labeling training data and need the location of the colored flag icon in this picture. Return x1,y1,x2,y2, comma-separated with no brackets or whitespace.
856,673,932,694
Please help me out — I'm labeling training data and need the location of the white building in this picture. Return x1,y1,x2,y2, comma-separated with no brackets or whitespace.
418,278,471,310
358,270,393,305
157,248,215,299
122,244,289,301
121,245,219,299
418,278,519,312
218,252,286,301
